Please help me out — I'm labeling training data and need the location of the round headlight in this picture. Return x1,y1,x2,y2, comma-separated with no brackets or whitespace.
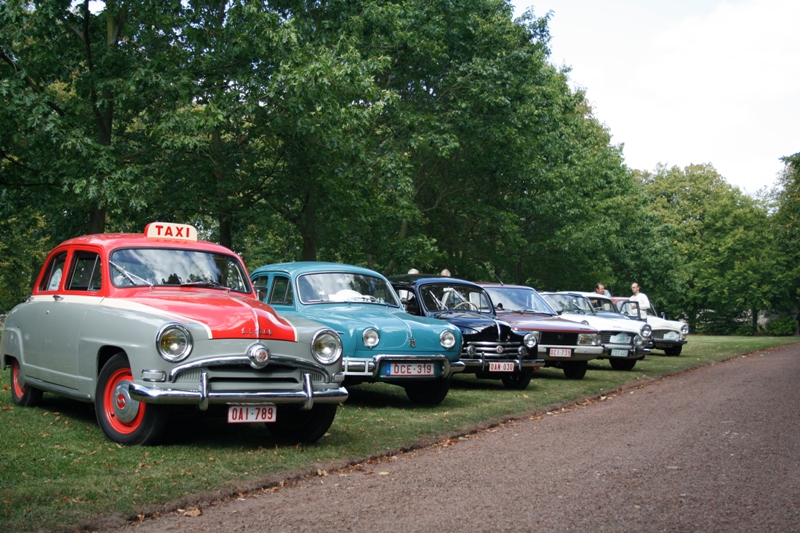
362,328,380,348
641,324,652,338
440,330,456,349
156,324,193,362
634,334,644,347
524,333,538,349
312,329,343,364
681,324,690,335
247,344,270,368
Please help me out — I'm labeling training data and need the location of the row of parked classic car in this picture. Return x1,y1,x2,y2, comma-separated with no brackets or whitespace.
0,223,689,446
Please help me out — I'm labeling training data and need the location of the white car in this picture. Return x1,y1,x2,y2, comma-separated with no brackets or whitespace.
540,292,651,371
613,297,689,356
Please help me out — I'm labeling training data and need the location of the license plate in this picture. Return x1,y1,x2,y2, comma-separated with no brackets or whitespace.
654,343,670,349
549,348,572,358
489,362,515,372
610,349,629,357
386,362,436,377
227,405,276,424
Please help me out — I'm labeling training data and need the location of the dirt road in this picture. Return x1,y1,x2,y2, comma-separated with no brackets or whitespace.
106,344,800,532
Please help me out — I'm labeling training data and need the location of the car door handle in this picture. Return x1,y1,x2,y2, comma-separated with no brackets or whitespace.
53,295,63,301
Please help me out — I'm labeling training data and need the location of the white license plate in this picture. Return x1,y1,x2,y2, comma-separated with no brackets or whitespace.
610,349,629,357
387,363,435,377
228,405,276,424
489,362,515,372
549,348,572,358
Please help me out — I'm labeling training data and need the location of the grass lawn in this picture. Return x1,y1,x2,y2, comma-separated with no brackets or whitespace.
1,335,797,532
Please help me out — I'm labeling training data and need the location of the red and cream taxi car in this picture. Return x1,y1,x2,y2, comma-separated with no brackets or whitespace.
1,223,348,445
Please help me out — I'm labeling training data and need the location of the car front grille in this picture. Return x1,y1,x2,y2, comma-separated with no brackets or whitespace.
651,330,672,340
461,341,525,359
539,332,579,346
600,332,634,346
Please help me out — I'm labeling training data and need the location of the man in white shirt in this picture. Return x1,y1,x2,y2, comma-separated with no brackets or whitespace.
630,282,651,315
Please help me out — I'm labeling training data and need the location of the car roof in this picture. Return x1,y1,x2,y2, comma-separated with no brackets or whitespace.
475,282,537,290
388,274,482,289
55,233,234,254
251,261,385,278
548,290,613,300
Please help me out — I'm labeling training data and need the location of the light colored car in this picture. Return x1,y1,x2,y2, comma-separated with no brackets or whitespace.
542,292,652,371
477,283,603,380
1,223,348,445
614,297,689,356
250,262,464,405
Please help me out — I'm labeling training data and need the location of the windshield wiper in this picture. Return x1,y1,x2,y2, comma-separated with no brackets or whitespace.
109,261,153,289
180,280,227,289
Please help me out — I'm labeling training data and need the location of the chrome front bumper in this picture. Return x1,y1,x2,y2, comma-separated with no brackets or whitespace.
127,372,349,411
342,354,466,379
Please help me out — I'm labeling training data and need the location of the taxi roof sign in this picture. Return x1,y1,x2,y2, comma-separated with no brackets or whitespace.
144,222,198,242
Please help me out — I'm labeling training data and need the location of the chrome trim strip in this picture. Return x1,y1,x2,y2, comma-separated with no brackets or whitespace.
126,372,348,411
168,354,337,382
342,354,465,379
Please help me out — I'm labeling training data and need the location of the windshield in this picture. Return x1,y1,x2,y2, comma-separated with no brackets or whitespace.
297,272,399,306
482,286,555,314
418,283,493,313
587,296,618,313
109,248,251,293
542,294,597,315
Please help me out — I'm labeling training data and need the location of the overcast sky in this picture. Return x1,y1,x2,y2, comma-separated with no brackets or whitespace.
512,0,800,195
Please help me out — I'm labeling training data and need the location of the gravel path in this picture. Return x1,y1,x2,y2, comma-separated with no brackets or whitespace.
105,344,800,533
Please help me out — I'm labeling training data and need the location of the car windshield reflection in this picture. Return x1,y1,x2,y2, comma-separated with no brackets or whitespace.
297,272,399,306
110,248,250,292
482,287,555,314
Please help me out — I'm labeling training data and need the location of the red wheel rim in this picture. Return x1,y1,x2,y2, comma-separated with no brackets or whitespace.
103,367,145,435
11,359,26,399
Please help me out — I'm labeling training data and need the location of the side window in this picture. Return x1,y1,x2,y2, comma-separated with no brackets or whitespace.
67,252,102,292
40,252,67,291
269,276,294,306
252,276,268,301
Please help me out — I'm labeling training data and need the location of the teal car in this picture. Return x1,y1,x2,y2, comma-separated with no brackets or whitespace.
250,262,464,405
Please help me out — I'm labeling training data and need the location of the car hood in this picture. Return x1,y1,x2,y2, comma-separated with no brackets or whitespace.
557,312,646,334
645,315,686,331
292,304,458,352
110,289,297,341
428,311,520,342
495,312,599,333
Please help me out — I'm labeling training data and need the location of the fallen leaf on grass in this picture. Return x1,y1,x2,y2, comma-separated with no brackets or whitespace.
182,507,203,517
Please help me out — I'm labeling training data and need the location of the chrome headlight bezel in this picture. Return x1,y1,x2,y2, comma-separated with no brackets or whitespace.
634,334,644,347
681,324,690,335
641,324,652,338
312,329,343,365
362,328,380,348
156,323,193,362
440,330,457,349
523,332,538,349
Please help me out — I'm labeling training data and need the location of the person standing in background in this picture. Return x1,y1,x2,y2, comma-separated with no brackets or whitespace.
630,282,651,315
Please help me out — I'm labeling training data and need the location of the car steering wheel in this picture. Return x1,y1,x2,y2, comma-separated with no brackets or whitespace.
453,301,478,311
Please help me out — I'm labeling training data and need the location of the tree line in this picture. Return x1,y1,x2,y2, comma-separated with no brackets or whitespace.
1,0,798,334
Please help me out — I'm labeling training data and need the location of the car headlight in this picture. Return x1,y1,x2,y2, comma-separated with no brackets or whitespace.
681,324,690,335
362,328,380,348
577,333,600,346
523,333,538,349
641,324,652,338
634,335,644,347
312,329,343,364
156,324,193,362
440,330,457,349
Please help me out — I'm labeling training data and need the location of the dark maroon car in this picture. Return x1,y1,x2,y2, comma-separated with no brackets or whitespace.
477,283,603,380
